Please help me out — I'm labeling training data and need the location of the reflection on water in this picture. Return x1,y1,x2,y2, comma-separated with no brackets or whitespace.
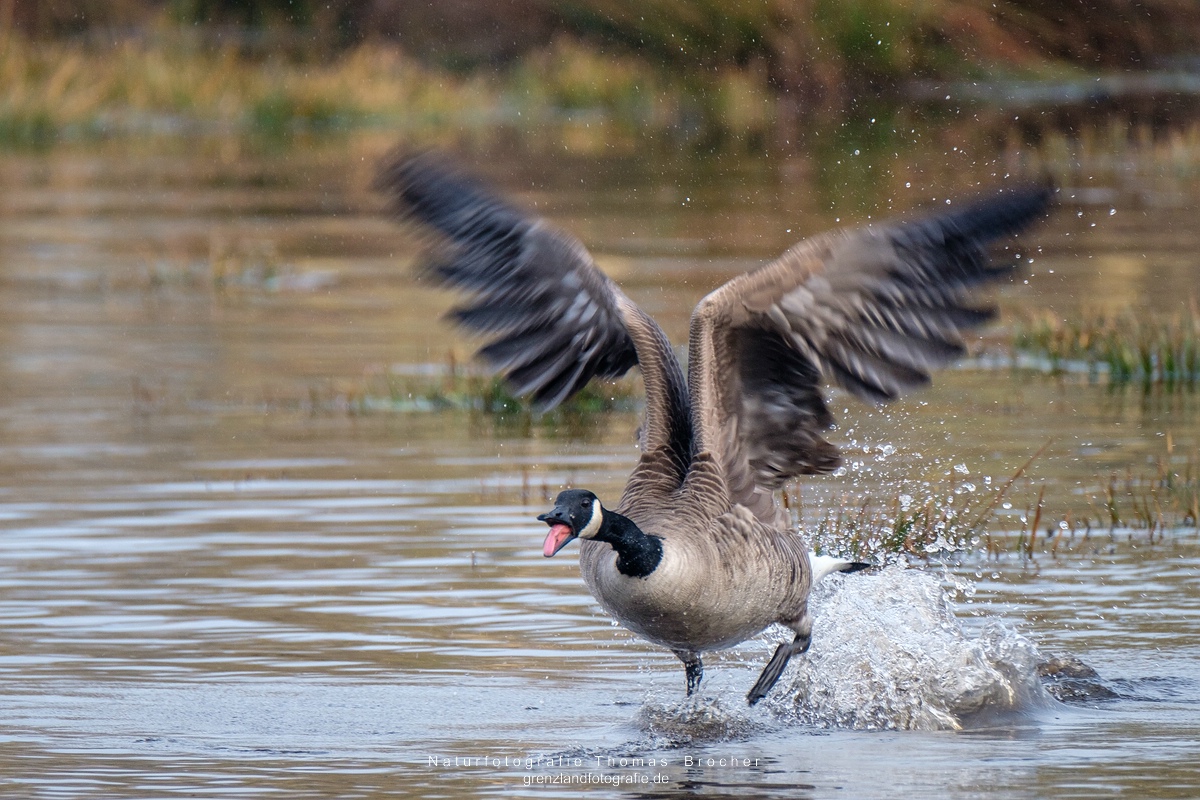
1,128,1199,797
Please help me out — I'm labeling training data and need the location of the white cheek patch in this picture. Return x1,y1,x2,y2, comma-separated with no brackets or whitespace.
578,503,604,539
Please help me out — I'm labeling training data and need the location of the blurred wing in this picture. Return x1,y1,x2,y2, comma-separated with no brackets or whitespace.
376,153,693,482
376,152,638,410
687,185,1053,515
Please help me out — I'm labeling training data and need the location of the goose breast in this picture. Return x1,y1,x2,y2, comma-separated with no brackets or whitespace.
580,505,810,652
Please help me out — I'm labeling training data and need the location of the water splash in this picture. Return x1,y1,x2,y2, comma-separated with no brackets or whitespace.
635,695,763,745
772,564,1050,731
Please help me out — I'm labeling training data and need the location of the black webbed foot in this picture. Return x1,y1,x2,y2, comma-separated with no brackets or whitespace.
747,633,810,706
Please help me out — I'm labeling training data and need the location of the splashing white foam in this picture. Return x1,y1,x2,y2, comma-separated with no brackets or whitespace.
771,564,1050,731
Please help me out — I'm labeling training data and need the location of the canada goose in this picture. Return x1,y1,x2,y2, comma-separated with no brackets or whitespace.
377,153,1052,705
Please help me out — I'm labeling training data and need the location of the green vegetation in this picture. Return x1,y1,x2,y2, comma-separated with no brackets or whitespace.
559,0,1200,86
1011,306,1200,390
306,359,642,434
558,0,1020,99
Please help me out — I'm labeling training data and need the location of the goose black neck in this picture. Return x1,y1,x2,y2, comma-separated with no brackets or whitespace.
594,511,662,578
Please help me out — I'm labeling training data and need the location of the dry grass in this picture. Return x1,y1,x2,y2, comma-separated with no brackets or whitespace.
8,0,1200,149
0,27,775,148
1092,439,1200,536
0,28,516,146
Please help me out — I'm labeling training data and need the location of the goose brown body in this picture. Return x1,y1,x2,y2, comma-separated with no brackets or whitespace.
580,499,812,654
377,152,1053,704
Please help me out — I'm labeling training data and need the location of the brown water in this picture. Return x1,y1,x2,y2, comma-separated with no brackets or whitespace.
1,128,1198,798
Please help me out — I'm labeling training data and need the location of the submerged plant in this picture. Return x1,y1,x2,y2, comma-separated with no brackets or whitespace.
320,357,642,436
1090,438,1200,536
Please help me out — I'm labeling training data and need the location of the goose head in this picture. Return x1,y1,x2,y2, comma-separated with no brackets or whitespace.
538,489,604,557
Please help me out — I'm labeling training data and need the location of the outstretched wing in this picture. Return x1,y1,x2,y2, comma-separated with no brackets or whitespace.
687,186,1053,518
376,152,693,481
376,153,637,409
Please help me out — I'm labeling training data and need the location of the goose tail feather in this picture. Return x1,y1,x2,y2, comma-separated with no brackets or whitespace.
809,553,873,584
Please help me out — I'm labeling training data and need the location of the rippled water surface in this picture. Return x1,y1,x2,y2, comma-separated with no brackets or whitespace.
1,131,1199,798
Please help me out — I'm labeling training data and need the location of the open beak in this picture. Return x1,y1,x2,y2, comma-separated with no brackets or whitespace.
537,511,577,557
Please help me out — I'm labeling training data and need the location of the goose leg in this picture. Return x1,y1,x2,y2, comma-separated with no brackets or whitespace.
674,651,704,696
747,632,810,706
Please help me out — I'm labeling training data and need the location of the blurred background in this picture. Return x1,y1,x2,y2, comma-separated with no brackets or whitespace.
6,0,1200,149
2,3,1200,798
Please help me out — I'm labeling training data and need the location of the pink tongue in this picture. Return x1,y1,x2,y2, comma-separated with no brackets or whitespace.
543,523,574,557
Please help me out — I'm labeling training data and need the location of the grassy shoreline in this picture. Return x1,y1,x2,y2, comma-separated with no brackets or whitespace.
6,24,1200,152
0,29,776,148
1009,307,1200,390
